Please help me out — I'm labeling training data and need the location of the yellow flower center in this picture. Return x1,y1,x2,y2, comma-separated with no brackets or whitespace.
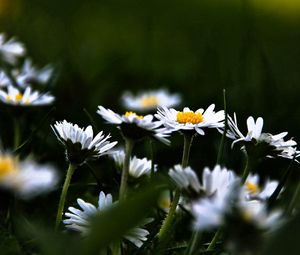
140,96,159,108
176,111,204,124
125,111,144,119
7,93,24,103
245,181,259,194
0,156,17,180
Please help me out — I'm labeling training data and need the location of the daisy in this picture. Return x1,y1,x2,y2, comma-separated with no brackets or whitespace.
244,173,278,200
168,164,201,193
0,85,54,106
0,153,58,199
201,165,237,197
51,120,117,165
64,191,152,248
111,150,156,178
121,89,181,112
0,33,26,65
155,104,225,135
223,114,300,160
15,59,53,87
97,105,170,144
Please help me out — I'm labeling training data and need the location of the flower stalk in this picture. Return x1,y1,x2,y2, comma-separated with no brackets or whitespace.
55,163,76,230
119,139,134,200
157,133,194,241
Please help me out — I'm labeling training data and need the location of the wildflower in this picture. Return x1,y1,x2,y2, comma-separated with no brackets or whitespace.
51,120,117,165
0,153,57,199
0,33,25,65
15,59,53,87
201,165,237,197
97,105,170,144
223,114,300,160
0,85,54,106
155,104,225,135
244,173,278,200
122,89,181,112
168,164,201,193
111,150,156,178
64,191,152,247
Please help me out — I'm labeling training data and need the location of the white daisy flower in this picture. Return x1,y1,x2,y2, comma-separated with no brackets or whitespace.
155,104,225,135
222,114,300,160
244,173,278,200
168,165,201,193
52,120,118,165
201,165,237,197
0,33,26,65
238,199,282,230
0,85,54,106
111,150,156,178
15,59,53,87
0,154,58,199
0,71,10,87
122,89,181,112
64,191,152,247
97,105,170,144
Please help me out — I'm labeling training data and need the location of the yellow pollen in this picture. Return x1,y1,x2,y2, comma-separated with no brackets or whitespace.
6,93,23,102
140,96,159,108
176,111,204,124
125,111,144,119
0,156,17,180
245,181,259,194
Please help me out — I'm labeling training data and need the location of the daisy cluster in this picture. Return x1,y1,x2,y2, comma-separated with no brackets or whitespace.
1,31,300,255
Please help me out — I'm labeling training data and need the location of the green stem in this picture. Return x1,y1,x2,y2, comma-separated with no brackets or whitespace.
55,164,76,231
149,138,155,178
287,179,300,215
217,89,227,165
111,240,121,255
119,139,134,200
207,229,222,251
241,153,249,183
157,133,194,241
13,117,20,151
185,231,202,255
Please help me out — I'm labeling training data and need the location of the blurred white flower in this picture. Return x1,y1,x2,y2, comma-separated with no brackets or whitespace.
222,113,300,160
0,71,10,87
244,173,278,200
238,199,282,230
15,59,54,87
111,150,156,178
155,104,224,135
0,33,26,65
201,165,237,197
122,89,181,112
97,106,170,144
64,191,152,247
168,165,201,193
0,154,58,199
0,85,54,106
52,120,117,165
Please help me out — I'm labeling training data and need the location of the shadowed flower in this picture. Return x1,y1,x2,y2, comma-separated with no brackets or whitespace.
122,89,181,112
0,153,58,199
168,164,201,193
111,150,157,178
51,120,117,165
15,59,54,87
0,85,54,106
97,105,170,144
64,191,153,247
222,114,300,160
155,104,225,135
0,33,25,65
244,173,278,200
